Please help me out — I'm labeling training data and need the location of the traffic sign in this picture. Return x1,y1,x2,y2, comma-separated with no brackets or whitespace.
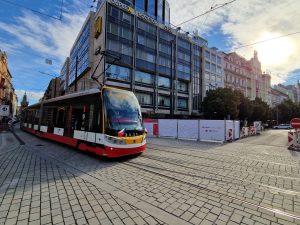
0,105,9,116
291,118,300,129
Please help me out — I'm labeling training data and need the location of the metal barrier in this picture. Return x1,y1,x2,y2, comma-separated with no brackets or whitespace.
288,130,300,151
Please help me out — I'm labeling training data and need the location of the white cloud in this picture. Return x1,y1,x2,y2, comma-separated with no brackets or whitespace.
15,89,44,105
0,0,89,64
169,0,300,84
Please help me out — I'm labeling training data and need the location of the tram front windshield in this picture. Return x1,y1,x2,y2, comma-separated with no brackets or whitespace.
103,89,144,136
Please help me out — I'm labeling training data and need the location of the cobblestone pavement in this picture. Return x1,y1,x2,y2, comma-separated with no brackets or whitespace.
1,127,300,225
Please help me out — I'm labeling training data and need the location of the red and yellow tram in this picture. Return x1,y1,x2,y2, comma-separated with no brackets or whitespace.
21,86,147,157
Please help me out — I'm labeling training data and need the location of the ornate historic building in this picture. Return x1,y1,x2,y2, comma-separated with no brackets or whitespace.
0,50,17,117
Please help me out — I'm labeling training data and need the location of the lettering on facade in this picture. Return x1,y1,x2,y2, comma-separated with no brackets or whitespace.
94,16,102,39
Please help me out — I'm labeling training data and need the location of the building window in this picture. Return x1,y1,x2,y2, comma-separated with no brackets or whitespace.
216,76,222,82
107,22,119,36
109,5,119,18
137,34,156,49
147,0,155,17
178,51,190,62
135,71,154,85
217,56,222,64
159,43,171,54
211,64,216,73
135,0,145,11
107,39,132,56
159,56,171,68
205,73,210,80
211,54,216,63
178,38,190,50
177,81,188,92
158,95,170,107
217,66,222,75
205,61,210,71
136,49,156,63
135,92,153,105
205,50,210,60
105,64,131,81
137,19,156,35
177,98,188,109
158,76,171,89
157,0,163,22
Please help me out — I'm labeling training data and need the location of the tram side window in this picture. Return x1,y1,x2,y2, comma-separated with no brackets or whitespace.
71,105,90,131
70,96,102,133
55,107,65,128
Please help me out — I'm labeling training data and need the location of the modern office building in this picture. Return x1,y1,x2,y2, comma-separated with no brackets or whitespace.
64,0,208,118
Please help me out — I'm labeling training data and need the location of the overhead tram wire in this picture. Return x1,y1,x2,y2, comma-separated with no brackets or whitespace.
0,0,63,21
176,0,237,26
225,31,300,52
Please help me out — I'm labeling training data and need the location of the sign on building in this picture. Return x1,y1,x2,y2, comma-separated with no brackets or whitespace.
0,105,9,116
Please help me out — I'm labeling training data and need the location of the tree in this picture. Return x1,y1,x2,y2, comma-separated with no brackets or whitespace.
202,88,240,119
235,90,253,121
276,99,300,123
250,97,270,122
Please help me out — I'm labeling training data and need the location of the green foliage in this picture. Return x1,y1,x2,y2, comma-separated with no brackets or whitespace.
275,99,300,123
202,88,240,120
202,88,271,122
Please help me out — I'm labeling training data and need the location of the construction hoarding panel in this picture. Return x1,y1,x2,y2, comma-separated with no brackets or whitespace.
199,120,225,142
158,119,177,138
178,120,199,140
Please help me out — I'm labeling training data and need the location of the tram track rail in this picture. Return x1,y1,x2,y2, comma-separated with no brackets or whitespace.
143,149,300,181
122,160,300,222
148,143,300,167
138,154,300,196
147,144,300,177
19,143,300,223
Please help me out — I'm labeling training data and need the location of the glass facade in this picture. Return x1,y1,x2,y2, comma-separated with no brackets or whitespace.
147,0,156,17
103,2,207,115
158,95,170,107
135,71,154,85
158,76,170,89
69,20,91,85
136,92,153,105
105,64,131,82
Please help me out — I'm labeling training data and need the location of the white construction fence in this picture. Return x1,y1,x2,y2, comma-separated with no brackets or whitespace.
144,119,241,142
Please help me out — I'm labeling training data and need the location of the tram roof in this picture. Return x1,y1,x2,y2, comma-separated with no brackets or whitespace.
43,88,100,104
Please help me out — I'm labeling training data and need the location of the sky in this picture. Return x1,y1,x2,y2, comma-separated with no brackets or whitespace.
0,0,299,105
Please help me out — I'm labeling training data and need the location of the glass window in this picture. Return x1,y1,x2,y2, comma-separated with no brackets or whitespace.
147,0,155,17
211,54,216,62
177,98,188,109
217,56,222,64
135,92,153,105
178,39,190,50
159,56,171,68
107,22,119,36
211,64,216,73
136,49,156,63
135,71,154,85
158,95,170,107
205,73,210,80
135,0,145,11
177,81,188,92
205,50,210,59
211,75,216,81
137,34,145,45
110,5,119,18
122,12,131,24
121,27,132,40
157,0,163,22
158,76,171,88
107,40,132,56
205,61,210,71
178,51,190,62
159,43,171,54
105,64,131,81
164,1,170,25
216,76,222,82
217,66,222,75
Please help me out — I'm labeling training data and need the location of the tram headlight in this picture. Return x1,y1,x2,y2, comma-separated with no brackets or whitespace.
105,135,126,145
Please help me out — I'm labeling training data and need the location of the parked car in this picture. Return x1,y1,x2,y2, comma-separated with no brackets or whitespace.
272,124,292,129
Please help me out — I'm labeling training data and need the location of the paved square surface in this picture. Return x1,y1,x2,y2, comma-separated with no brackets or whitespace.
1,127,300,225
